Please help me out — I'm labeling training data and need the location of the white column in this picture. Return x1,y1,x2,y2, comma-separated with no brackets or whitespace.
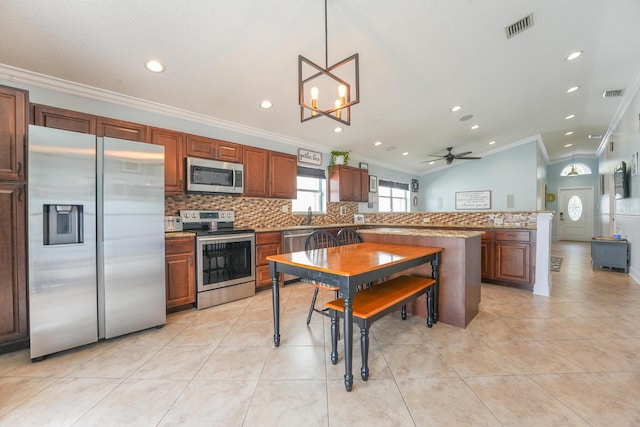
533,212,554,296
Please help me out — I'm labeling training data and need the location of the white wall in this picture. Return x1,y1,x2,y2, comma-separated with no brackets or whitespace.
597,69,640,283
418,141,540,212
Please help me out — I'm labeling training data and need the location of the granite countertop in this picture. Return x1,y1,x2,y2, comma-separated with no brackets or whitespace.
165,231,196,239
359,227,484,239
254,222,534,233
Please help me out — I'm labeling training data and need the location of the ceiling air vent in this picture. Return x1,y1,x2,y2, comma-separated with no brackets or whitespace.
505,13,534,39
602,89,624,98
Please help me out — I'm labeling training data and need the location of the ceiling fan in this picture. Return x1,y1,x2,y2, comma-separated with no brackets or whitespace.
422,147,482,165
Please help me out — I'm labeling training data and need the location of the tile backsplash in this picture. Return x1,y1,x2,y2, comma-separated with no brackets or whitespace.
166,194,541,229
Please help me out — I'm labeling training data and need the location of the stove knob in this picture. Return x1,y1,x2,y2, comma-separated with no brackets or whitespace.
192,213,197,218
183,213,189,218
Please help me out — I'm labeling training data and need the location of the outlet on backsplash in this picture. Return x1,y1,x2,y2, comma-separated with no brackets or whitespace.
340,206,346,215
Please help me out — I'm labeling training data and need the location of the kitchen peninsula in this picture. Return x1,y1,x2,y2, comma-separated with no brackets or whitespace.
359,228,483,328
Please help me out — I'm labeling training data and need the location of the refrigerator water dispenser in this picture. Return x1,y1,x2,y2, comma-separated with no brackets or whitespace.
43,204,84,245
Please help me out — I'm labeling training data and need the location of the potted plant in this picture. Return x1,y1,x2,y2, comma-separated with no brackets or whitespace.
329,150,350,171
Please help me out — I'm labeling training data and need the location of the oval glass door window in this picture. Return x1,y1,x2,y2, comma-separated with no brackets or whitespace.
568,195,583,221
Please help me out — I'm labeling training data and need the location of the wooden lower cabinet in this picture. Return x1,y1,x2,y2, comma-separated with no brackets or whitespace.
0,182,28,353
165,237,196,309
256,232,282,288
480,229,534,290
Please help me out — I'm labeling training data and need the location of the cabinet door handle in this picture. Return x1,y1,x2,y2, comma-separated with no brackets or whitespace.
18,187,23,202
17,161,22,177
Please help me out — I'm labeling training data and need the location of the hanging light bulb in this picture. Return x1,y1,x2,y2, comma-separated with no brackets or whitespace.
338,84,347,105
310,87,319,116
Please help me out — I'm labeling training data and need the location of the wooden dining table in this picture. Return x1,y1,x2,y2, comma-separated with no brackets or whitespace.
267,241,442,391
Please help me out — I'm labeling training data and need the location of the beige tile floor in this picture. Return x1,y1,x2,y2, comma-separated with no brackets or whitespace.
1,241,639,426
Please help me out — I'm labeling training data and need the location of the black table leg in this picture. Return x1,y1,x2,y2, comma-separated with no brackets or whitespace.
431,253,440,323
343,294,354,392
270,263,280,347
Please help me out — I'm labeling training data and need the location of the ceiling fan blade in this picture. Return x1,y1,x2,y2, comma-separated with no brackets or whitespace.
421,157,445,163
453,151,472,158
457,156,481,160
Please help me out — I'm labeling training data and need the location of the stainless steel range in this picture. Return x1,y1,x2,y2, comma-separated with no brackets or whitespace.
180,210,255,309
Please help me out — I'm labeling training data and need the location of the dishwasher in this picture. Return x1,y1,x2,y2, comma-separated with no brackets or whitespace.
282,229,314,283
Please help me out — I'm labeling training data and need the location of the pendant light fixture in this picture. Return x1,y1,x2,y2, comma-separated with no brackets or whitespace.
567,153,579,176
298,0,360,125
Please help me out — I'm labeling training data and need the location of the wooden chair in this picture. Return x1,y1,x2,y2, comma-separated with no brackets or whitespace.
337,227,363,246
305,230,340,325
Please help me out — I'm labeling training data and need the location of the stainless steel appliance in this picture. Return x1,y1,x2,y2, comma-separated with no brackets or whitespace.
164,216,183,232
28,125,166,360
282,229,314,283
185,157,244,194
181,210,255,309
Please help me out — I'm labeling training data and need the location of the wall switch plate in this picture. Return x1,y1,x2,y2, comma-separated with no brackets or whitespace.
494,218,503,225
422,217,430,223
340,206,346,215
281,205,288,213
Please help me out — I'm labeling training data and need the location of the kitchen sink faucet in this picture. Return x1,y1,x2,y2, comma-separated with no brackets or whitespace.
307,206,312,225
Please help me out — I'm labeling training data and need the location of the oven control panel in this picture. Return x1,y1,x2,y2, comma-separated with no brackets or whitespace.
180,210,235,223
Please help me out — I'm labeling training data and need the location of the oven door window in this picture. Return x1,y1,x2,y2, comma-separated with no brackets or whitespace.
200,240,253,286
192,166,234,187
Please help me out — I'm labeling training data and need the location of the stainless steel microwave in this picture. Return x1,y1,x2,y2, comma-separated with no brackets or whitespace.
186,157,244,194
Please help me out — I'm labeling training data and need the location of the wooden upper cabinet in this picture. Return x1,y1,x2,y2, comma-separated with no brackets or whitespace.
216,140,243,163
186,134,243,163
0,85,28,181
268,151,297,199
151,127,185,195
328,165,367,202
31,104,96,134
243,146,269,197
96,117,149,142
186,134,216,159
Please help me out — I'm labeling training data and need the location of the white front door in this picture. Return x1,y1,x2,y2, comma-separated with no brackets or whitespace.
557,187,594,241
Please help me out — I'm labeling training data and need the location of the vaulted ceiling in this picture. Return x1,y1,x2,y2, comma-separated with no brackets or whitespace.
1,0,639,174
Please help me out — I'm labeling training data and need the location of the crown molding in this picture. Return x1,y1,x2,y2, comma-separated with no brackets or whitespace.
0,63,316,149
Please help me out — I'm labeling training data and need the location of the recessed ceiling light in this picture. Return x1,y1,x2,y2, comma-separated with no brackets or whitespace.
402,152,409,156
374,141,382,146
565,114,576,120
451,105,462,112
564,143,573,147
145,60,164,73
565,131,574,136
489,140,496,145
566,86,580,93
471,124,480,130
588,134,602,139
334,127,343,133
566,51,583,61
260,100,272,109
429,161,435,165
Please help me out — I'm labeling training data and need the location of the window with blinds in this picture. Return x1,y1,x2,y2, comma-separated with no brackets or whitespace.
292,166,327,213
378,179,409,212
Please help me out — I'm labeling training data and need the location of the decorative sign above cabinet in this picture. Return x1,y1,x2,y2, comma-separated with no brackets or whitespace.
298,148,322,165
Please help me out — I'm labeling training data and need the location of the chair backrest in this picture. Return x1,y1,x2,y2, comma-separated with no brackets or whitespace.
305,229,339,251
337,228,363,246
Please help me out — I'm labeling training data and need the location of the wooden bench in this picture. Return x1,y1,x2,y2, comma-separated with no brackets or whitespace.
325,275,437,381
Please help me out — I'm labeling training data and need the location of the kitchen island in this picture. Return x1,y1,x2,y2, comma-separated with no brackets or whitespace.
359,227,483,328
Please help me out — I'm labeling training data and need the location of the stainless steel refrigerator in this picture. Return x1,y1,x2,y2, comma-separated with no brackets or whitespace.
28,125,166,360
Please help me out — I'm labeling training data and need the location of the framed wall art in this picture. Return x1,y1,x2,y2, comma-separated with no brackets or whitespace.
455,190,491,210
369,175,377,193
